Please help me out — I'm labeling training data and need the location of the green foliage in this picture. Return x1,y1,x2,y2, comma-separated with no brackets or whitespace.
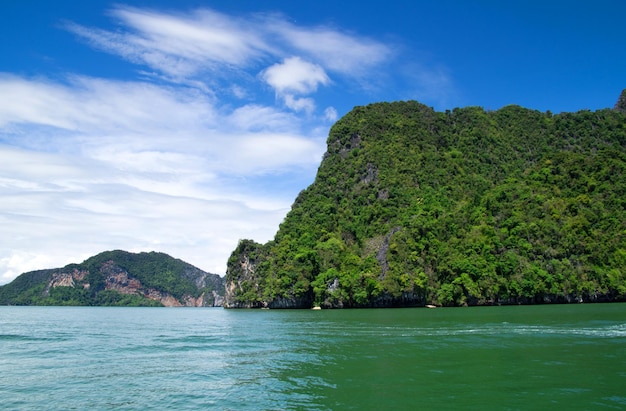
0,270,52,305
0,250,223,306
92,290,163,307
226,98,626,307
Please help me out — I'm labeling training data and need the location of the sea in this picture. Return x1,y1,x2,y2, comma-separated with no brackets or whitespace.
1,304,625,410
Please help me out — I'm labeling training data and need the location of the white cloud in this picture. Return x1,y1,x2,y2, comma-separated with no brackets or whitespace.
226,104,297,132
0,143,303,281
261,57,330,95
0,73,326,283
324,106,338,122
260,57,330,114
60,5,407,117
65,6,394,91
268,19,393,75
0,252,74,285
233,133,323,171
0,176,288,280
283,95,316,114
66,6,274,79
0,74,215,137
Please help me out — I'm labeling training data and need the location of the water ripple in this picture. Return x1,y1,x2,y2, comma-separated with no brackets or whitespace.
1,304,624,410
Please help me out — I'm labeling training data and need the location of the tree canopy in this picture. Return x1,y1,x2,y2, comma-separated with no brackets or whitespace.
226,98,626,308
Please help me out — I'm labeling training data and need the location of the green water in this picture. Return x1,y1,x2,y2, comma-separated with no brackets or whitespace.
296,305,626,410
1,304,624,410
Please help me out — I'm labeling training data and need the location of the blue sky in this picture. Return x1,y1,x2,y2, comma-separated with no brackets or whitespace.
1,0,625,283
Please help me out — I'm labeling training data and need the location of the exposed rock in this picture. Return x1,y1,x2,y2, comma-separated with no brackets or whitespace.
362,163,379,186
224,240,265,308
2,250,226,306
325,132,362,160
43,269,89,296
376,227,402,279
50,272,75,288
209,290,224,307
105,269,142,293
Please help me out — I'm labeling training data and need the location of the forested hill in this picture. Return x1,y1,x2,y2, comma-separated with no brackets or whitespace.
225,91,626,308
0,250,225,306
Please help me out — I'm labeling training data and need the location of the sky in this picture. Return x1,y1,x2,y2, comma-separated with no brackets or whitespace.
1,0,625,284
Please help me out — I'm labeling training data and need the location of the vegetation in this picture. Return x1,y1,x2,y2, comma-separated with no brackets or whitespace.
0,250,224,306
226,93,626,308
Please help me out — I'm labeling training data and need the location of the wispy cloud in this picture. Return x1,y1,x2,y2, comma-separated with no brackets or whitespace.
0,74,215,135
1,4,454,283
65,7,273,79
65,6,394,99
268,19,393,75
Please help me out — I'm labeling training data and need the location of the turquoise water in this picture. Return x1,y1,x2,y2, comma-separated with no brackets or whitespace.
1,304,625,410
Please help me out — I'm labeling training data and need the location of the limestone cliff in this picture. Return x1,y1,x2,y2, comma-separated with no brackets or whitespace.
0,250,225,306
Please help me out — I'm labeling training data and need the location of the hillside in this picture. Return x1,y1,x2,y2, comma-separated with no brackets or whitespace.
225,91,626,308
0,250,225,306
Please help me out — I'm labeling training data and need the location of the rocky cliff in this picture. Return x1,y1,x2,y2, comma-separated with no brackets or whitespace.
0,250,225,306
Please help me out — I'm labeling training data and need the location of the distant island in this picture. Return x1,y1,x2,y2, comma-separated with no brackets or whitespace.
2,91,625,308
224,90,626,308
0,250,224,306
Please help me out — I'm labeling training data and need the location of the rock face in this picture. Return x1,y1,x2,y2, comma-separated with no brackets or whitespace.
47,269,88,289
96,264,209,307
224,240,268,308
224,239,314,308
0,250,225,306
